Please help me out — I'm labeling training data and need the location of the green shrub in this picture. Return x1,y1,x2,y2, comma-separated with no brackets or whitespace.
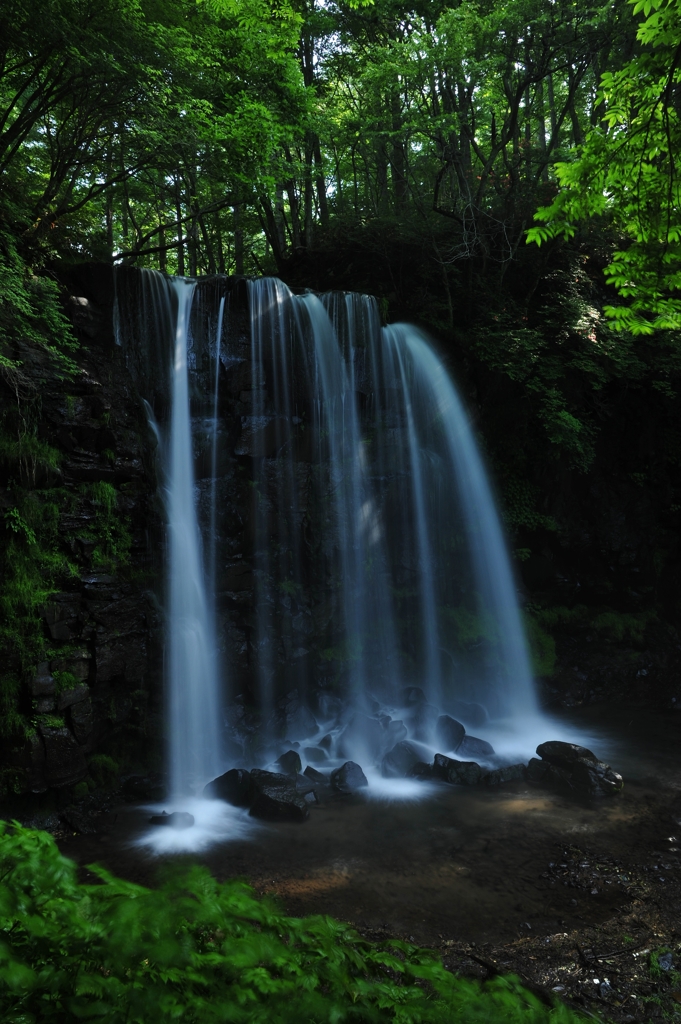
88,754,119,788
0,822,592,1024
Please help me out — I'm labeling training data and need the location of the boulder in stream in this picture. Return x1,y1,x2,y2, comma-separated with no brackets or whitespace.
408,761,435,781
435,715,465,752
531,741,624,799
449,700,488,729
249,769,309,821
457,735,495,759
485,763,526,786
381,741,421,778
338,714,384,759
331,761,369,793
433,753,485,785
203,768,253,806
277,750,302,776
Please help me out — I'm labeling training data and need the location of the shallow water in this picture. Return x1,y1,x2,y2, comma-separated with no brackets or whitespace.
59,705,681,946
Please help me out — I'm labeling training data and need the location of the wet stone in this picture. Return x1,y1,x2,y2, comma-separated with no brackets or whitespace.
277,750,302,776
435,715,465,753
303,746,327,762
433,753,485,785
381,741,421,778
249,769,309,822
407,760,435,781
150,810,195,829
203,768,253,806
536,740,599,768
486,763,526,786
457,734,495,759
331,761,369,794
303,765,329,786
123,773,167,801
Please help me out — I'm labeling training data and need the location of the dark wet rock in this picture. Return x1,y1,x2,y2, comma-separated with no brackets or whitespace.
68,696,94,744
486,763,527,786
383,718,408,746
39,726,87,788
331,761,369,794
536,741,599,768
338,713,384,759
407,761,434,781
319,734,333,751
2,734,47,793
526,757,547,782
303,765,329,786
435,715,465,753
123,773,166,801
60,805,98,834
303,746,327,762
277,750,302,776
28,663,56,697
406,702,440,742
400,686,427,706
150,810,195,829
534,741,624,799
571,758,623,798
433,753,485,785
203,768,253,806
249,769,309,821
381,741,421,779
457,735,495,759
57,683,90,711
449,700,488,729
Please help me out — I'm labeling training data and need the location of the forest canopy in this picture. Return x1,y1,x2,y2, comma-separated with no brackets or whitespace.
0,0,678,326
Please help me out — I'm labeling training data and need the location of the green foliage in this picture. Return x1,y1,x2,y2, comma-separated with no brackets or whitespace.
0,822,592,1024
0,491,76,696
524,616,557,677
52,670,81,694
0,231,77,379
80,482,132,570
533,604,656,644
528,0,681,332
88,755,120,788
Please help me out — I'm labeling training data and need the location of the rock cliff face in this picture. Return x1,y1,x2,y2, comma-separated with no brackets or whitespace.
0,264,162,797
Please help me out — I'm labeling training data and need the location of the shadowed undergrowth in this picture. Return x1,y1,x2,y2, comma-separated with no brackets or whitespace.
0,822,594,1023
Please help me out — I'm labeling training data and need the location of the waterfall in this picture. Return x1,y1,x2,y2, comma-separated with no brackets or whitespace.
167,278,222,797
116,268,543,804
114,270,223,798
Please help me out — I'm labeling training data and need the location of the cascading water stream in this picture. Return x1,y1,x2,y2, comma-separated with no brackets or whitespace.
167,278,222,798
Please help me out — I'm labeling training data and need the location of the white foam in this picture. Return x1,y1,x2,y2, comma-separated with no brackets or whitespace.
133,797,260,854
362,768,438,801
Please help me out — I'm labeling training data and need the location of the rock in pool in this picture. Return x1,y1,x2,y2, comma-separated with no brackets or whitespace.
276,749,302,776
485,763,526,786
203,768,253,806
331,760,369,793
249,769,309,821
435,714,465,753
149,811,195,829
381,740,421,778
530,740,623,799
433,753,485,785
457,734,495,758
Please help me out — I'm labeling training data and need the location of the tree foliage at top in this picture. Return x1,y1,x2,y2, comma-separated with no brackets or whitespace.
528,0,681,333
